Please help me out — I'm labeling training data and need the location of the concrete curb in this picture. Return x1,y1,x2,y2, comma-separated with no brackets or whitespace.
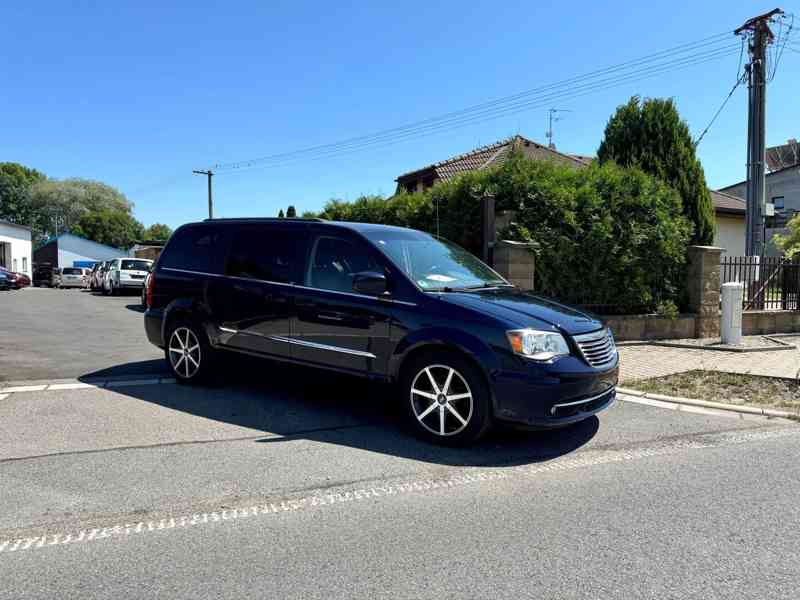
617,387,798,419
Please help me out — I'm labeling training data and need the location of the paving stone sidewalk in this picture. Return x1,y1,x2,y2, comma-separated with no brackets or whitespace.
619,336,800,383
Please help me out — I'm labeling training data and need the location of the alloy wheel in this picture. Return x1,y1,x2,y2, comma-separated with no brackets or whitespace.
410,364,473,437
168,327,201,379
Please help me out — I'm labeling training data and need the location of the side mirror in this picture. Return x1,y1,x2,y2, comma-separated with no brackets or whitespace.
352,271,387,296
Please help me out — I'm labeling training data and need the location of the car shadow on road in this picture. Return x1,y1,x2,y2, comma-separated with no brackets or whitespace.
78,354,599,468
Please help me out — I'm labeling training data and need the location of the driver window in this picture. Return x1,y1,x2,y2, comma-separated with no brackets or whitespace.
306,236,382,293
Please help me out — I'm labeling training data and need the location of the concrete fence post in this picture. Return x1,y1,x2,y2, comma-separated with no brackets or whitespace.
494,240,536,291
686,245,723,338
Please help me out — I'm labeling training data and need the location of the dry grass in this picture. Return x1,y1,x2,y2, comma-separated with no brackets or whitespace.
627,370,800,411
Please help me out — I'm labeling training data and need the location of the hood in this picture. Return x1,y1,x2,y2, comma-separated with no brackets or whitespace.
435,288,603,335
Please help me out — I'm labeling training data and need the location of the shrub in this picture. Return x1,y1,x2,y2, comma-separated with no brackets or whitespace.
312,152,692,312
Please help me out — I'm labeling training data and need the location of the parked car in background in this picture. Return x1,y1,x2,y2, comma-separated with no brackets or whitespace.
0,271,10,291
59,267,88,288
90,261,110,291
0,267,31,289
51,268,62,288
144,218,618,445
141,271,152,307
33,263,55,287
88,262,102,291
104,258,153,295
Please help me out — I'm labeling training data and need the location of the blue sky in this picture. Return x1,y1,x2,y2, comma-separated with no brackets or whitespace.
2,1,798,229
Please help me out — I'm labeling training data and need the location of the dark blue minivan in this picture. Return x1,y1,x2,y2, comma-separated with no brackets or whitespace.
144,218,618,445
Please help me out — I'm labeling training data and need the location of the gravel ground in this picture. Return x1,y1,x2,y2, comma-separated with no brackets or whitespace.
627,369,800,411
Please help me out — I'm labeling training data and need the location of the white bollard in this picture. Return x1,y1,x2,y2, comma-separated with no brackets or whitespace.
721,282,744,345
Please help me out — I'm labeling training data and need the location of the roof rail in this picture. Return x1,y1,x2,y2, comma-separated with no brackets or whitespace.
203,217,326,223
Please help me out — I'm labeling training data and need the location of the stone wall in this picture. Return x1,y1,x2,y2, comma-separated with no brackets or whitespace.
686,245,723,338
602,314,696,341
493,240,535,290
742,310,800,335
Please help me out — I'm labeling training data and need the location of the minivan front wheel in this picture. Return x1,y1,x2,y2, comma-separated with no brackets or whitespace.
166,321,214,383
402,353,491,445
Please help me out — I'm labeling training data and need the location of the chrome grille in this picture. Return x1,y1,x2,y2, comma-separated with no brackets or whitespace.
573,328,617,368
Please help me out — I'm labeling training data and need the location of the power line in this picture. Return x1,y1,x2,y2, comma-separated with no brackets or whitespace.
208,32,738,172
694,72,747,145
213,44,742,173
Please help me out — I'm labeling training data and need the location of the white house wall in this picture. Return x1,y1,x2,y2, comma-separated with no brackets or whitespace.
714,215,746,255
0,222,33,276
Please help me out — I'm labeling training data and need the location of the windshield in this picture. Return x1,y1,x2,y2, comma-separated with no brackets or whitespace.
368,232,508,291
121,260,151,271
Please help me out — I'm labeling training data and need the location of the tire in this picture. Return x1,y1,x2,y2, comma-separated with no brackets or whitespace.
400,351,492,446
164,318,216,384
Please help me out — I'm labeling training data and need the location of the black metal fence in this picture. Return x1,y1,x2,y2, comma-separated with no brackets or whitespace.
721,256,800,310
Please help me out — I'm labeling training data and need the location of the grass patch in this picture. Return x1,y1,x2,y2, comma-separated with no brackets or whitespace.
627,370,800,412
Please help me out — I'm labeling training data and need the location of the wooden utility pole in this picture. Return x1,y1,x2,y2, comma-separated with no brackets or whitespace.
192,170,214,219
736,8,782,256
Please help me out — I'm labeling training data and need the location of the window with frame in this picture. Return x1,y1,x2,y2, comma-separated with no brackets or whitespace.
773,196,785,210
160,225,223,274
22,257,27,272
226,227,307,283
306,236,383,293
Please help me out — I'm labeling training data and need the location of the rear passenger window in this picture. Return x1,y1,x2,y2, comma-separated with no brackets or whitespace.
160,226,223,274
225,227,308,283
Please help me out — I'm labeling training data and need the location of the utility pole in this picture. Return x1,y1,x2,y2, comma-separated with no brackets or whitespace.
545,108,571,149
192,170,214,219
736,8,782,256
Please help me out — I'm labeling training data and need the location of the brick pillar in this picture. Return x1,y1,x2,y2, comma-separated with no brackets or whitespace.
686,245,723,338
494,240,535,290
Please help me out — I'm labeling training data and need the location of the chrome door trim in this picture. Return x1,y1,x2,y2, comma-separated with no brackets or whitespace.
550,388,615,415
270,335,377,359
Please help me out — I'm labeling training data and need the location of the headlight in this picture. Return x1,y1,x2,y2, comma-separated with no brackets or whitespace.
506,329,570,361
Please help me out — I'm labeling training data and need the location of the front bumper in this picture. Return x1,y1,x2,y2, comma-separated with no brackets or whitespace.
491,354,619,428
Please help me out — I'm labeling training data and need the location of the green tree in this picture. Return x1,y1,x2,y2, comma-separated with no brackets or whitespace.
28,178,134,241
143,223,173,241
277,209,285,218
72,209,145,249
773,215,800,259
597,96,712,245
286,205,297,218
0,162,46,228
300,210,318,219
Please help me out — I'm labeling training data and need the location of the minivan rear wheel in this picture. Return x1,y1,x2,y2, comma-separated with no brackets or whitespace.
401,352,492,445
165,320,215,383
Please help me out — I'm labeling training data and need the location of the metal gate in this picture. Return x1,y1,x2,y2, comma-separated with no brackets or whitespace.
721,256,800,310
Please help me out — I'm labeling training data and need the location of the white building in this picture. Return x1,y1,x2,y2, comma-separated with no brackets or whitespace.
33,233,127,269
0,219,33,276
710,190,746,255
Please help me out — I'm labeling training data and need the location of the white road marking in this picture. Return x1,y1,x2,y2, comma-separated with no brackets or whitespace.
0,394,7,401
47,383,99,391
0,385,47,393
1,426,797,556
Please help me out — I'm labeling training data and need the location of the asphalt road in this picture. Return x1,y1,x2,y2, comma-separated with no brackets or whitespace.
1,378,798,598
0,286,163,381
3,285,799,598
